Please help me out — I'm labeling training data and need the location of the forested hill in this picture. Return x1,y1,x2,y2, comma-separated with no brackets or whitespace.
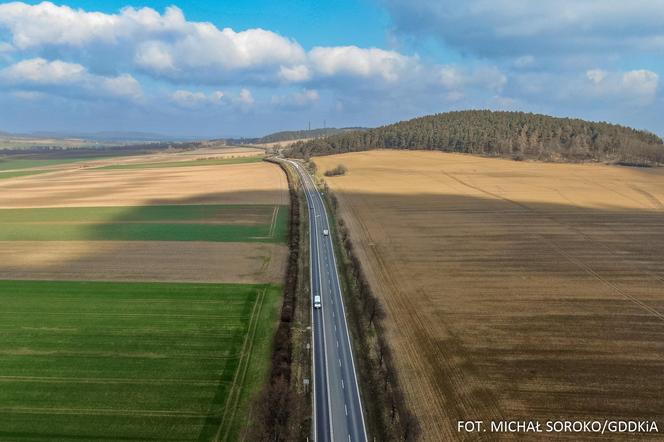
286,111,664,166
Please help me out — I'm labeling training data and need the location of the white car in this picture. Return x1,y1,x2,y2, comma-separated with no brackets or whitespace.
313,295,322,309
322,229,329,236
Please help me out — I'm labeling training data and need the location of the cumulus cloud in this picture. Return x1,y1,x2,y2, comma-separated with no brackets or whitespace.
383,0,664,58
1,57,85,84
511,69,659,108
308,46,415,83
272,89,320,109
0,57,142,100
0,2,428,88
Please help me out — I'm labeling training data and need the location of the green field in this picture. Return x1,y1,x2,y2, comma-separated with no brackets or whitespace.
0,280,281,441
0,204,289,243
95,156,264,170
0,169,52,180
0,158,91,171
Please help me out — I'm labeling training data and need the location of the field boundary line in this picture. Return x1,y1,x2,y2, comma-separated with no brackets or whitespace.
214,286,267,441
0,375,226,386
268,205,280,238
0,406,213,418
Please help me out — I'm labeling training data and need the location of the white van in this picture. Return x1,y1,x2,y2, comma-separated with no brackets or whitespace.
322,229,329,236
313,295,322,309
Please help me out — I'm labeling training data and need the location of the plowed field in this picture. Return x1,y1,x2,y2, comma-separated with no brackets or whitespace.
314,150,664,440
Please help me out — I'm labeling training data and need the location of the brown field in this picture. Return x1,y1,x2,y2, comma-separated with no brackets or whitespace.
314,150,664,440
0,241,286,283
0,151,288,284
0,161,286,208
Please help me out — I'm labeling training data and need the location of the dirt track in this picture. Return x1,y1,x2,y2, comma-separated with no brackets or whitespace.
314,150,664,440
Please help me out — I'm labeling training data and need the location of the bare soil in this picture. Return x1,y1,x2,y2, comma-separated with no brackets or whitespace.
0,161,287,208
314,150,664,440
0,241,287,283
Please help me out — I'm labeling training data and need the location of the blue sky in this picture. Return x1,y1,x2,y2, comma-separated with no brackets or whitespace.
0,1,663,137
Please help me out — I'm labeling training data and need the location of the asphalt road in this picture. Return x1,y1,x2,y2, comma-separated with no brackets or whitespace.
287,160,368,442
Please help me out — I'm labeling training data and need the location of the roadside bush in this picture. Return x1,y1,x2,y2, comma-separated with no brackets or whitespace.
324,164,348,176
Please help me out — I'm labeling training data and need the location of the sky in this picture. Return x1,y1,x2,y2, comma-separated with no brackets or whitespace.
0,1,663,138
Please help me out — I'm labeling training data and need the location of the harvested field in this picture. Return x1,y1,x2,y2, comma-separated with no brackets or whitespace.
0,241,287,283
93,155,264,170
0,162,287,208
0,280,281,441
314,150,664,440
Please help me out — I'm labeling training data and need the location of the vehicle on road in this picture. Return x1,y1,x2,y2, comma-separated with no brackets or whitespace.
322,229,329,236
313,295,322,308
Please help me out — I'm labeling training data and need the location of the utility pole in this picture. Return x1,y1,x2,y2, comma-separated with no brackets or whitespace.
308,121,311,131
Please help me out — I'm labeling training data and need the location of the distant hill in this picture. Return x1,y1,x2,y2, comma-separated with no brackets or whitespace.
287,111,664,166
227,127,366,145
256,127,365,144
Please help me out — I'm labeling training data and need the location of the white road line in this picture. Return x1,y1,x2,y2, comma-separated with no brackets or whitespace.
342,379,345,389
345,404,348,416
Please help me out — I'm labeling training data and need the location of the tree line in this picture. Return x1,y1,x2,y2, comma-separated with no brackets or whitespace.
287,110,664,166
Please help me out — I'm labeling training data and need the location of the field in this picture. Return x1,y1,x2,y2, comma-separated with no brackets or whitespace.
94,155,264,170
0,148,289,440
0,161,285,208
0,205,287,243
314,150,664,440
0,280,281,441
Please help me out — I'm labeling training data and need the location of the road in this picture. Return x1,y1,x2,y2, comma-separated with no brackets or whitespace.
287,160,368,442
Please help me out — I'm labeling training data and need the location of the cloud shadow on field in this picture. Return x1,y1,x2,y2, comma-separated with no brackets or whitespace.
324,188,664,436
0,190,291,284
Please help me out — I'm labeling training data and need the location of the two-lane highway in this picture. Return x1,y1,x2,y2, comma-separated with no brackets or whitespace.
287,160,367,442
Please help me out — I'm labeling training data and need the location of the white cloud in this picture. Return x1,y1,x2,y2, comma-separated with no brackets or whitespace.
308,46,415,82
0,57,142,101
586,69,607,84
279,64,311,83
171,89,227,108
1,58,85,84
513,68,659,107
101,73,142,100
622,70,659,99
0,2,430,88
135,41,176,73
237,88,254,107
272,88,320,109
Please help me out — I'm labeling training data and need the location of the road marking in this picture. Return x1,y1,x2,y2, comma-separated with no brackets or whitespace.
339,359,342,367
341,379,344,389
345,404,348,416
336,340,339,348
